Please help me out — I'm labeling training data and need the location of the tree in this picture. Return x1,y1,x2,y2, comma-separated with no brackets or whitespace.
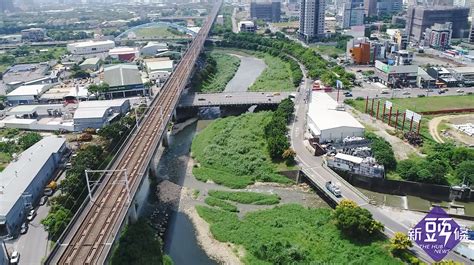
455,161,474,184
282,148,296,164
41,206,72,240
333,199,384,238
390,232,413,254
18,132,42,150
267,134,289,159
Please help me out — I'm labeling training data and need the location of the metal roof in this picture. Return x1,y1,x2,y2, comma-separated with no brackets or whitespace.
7,84,49,97
80,57,101,66
146,60,173,72
335,153,364,164
0,137,66,217
307,92,364,131
103,64,143,88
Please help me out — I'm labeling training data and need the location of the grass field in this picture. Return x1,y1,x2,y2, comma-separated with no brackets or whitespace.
198,52,240,93
205,196,239,212
348,95,474,113
133,27,186,39
249,53,295,92
208,190,281,205
311,45,345,56
191,112,293,188
196,204,402,264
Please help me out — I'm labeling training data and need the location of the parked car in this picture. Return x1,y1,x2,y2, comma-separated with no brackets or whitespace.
325,181,342,197
39,196,48,206
438,90,445,94
417,94,425,97
273,92,281,96
20,223,28,234
27,209,36,221
345,93,353,97
10,251,20,264
402,91,410,95
197,98,206,101
266,94,273,97
225,94,232,98
456,89,464,93
44,188,53,196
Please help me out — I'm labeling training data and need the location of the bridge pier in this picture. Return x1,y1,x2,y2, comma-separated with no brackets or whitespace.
174,107,198,122
162,131,169,147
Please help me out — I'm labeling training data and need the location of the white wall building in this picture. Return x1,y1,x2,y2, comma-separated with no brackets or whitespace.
307,92,365,143
73,99,130,131
299,0,325,41
67,40,115,55
141,42,168,57
7,84,52,105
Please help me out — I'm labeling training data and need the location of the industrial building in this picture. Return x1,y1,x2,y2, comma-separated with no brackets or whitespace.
6,84,53,105
424,22,452,50
405,6,469,43
342,0,364,29
449,67,474,86
307,92,365,143
0,137,67,237
20,28,46,42
108,47,140,61
327,153,385,178
73,99,130,131
238,21,256,33
375,60,418,87
67,40,116,55
140,42,168,57
299,0,325,41
79,57,101,72
103,64,145,98
0,35,22,44
250,0,281,22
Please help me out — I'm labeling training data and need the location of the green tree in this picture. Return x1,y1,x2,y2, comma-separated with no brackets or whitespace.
41,206,72,240
267,134,289,159
390,232,413,254
455,161,474,184
18,132,42,150
333,199,384,238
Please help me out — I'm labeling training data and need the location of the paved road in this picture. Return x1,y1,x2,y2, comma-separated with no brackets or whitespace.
224,54,266,92
290,62,471,264
178,91,292,107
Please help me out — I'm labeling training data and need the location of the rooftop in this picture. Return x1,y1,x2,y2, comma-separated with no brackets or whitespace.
450,67,474,74
307,92,364,131
145,60,173,71
7,84,50,97
80,57,101,66
68,40,115,48
104,64,142,88
108,47,139,55
335,153,364,164
0,137,66,217
74,99,129,119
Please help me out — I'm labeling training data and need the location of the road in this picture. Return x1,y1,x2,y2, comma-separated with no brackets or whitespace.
290,61,471,264
178,91,292,107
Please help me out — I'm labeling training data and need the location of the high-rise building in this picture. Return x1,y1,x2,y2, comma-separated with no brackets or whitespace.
364,0,376,17
0,0,14,13
342,0,365,28
376,0,402,15
250,0,281,22
424,22,452,50
406,6,469,43
299,0,325,41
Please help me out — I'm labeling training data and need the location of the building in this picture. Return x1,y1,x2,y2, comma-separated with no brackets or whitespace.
0,137,67,237
216,15,224,25
144,58,174,82
376,0,402,16
108,47,140,61
79,57,101,72
453,0,469,6
325,17,337,33
393,50,414,65
307,92,365,143
424,22,452,50
73,99,130,131
141,42,168,57
250,0,281,22
327,153,385,178
350,42,371,64
342,0,365,29
393,29,408,50
405,6,469,43
20,28,46,42
426,67,459,87
103,64,145,97
6,84,52,105
417,68,436,88
67,40,115,55
364,0,376,17
374,60,418,87
450,67,474,86
299,0,325,41
238,21,256,33
0,35,22,44
0,0,14,13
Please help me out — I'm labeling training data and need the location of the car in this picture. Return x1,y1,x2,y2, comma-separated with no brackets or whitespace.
417,94,425,97
266,94,273,97
44,188,53,196
325,181,342,197
197,98,206,101
39,196,48,206
225,94,232,98
273,92,281,96
356,69,362,72
457,89,465,93
438,90,445,94
20,223,28,234
27,209,36,221
345,93,353,97
10,251,19,264
467,92,473,95
381,90,390,94
402,91,410,95
427,89,433,92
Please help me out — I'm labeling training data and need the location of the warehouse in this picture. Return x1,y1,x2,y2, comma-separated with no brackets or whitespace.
108,47,140,61
73,98,130,131
307,92,365,143
141,42,168,57
103,64,145,98
7,84,52,105
67,40,115,55
0,137,67,237
79,57,101,72
144,58,174,72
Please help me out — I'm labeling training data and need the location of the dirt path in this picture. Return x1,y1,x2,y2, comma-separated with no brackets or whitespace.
428,116,445,143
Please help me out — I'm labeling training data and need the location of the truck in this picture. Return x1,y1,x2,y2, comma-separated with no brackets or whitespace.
325,181,342,197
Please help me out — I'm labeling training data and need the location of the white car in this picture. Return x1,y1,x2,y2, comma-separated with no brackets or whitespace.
402,91,410,95
10,251,20,264
225,94,232,98
27,209,36,221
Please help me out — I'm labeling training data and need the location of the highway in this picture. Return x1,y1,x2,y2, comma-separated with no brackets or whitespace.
178,91,292,107
290,61,471,264
46,1,222,264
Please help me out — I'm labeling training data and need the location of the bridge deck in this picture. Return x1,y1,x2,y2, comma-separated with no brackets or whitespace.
179,91,293,107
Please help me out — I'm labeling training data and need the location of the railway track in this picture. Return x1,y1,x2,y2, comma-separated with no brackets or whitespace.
50,1,222,264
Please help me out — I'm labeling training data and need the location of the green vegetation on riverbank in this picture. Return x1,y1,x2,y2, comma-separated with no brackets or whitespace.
191,112,292,188
208,190,280,205
111,219,172,265
196,204,401,264
205,196,239,212
193,51,240,92
249,53,295,92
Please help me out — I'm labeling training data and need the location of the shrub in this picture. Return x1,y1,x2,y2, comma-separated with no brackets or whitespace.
205,196,239,212
208,190,280,205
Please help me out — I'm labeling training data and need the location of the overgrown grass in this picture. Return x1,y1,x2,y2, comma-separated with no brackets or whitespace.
249,53,295,92
191,112,293,188
133,27,186,39
208,190,280,205
196,204,402,264
311,45,345,55
205,196,239,212
198,52,240,92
